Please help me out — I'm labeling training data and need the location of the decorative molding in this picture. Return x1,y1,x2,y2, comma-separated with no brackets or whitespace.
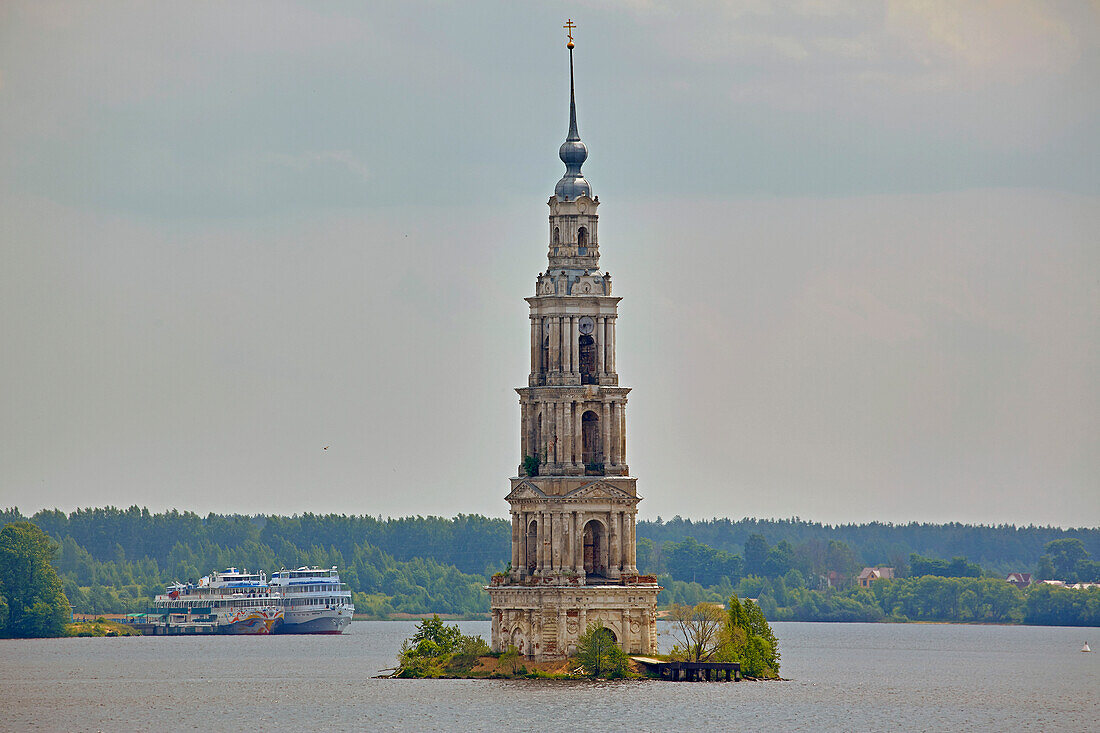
564,480,635,502
505,481,548,501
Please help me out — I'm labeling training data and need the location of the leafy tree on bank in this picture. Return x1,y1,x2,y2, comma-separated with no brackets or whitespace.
909,554,982,578
721,595,780,678
0,522,71,638
1041,539,1100,583
575,620,631,678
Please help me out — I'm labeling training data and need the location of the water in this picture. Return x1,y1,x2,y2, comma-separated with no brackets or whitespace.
2,621,1096,731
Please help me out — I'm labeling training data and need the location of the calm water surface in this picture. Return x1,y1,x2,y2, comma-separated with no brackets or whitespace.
1,621,1096,731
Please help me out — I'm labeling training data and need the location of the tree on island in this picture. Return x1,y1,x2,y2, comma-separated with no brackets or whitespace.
575,620,631,678
395,615,490,678
725,595,780,677
667,595,780,678
0,522,71,638
668,602,725,662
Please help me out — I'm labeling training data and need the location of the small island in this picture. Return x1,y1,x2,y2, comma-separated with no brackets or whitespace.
389,594,780,681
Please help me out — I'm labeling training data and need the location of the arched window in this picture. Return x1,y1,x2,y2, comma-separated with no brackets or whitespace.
541,336,549,378
577,226,588,254
582,410,600,469
552,226,560,245
526,520,538,573
583,519,606,576
579,335,596,384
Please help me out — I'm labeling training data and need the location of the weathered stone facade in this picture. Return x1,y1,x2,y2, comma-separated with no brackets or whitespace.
487,38,660,660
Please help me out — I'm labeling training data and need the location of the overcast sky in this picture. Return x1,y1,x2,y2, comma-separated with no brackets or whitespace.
1,1,1097,527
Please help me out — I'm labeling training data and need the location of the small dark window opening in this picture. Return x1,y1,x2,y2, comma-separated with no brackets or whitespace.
577,226,588,254
582,410,600,467
552,226,560,244
579,335,597,384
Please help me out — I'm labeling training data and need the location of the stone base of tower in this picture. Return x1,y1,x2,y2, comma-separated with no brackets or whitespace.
488,580,660,661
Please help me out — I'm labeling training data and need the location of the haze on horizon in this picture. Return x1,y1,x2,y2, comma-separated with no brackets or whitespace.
1,2,1097,528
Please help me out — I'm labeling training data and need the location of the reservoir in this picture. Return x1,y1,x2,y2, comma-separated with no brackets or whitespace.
2,621,1095,731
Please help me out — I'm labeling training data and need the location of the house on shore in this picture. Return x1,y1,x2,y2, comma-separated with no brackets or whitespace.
1005,572,1032,590
857,567,895,588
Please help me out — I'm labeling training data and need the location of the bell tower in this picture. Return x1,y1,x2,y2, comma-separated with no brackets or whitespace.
488,22,660,661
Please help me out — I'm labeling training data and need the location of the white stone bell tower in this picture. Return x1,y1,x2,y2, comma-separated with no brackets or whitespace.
488,23,660,661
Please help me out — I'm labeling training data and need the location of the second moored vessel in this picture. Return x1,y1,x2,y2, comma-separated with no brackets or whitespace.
269,566,354,634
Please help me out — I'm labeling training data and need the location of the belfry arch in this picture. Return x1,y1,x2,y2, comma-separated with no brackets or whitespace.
579,335,596,384
582,519,607,576
581,410,600,468
526,520,538,574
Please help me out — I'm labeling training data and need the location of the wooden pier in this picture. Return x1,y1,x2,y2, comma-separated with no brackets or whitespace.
631,657,741,681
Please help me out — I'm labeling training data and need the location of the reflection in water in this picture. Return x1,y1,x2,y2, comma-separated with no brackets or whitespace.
1,621,1095,731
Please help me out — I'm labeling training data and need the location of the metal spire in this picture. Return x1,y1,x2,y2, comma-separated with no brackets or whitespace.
555,19,591,201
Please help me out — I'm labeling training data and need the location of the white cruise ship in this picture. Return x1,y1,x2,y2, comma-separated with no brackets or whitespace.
151,568,284,634
269,566,354,634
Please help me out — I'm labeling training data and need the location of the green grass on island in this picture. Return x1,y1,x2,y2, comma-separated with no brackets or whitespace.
66,617,140,637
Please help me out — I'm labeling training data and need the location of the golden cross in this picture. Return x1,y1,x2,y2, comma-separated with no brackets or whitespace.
564,19,576,45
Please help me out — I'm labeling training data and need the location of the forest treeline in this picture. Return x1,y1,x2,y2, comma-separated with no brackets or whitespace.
1,507,1097,625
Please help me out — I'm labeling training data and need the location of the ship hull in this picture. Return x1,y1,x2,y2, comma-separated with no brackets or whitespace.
275,614,350,635
219,609,283,635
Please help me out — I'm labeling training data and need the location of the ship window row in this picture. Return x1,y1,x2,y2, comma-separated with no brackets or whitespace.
287,597,345,606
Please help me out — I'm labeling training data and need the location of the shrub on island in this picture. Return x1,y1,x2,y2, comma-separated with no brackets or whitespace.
395,615,491,678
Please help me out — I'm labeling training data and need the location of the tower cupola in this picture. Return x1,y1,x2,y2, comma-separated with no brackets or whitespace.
554,34,592,202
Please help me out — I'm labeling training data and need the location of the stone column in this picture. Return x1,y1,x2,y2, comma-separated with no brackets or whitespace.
601,401,612,466
530,317,539,377
609,511,621,578
572,402,583,469
519,512,528,575
600,317,609,375
621,403,627,466
562,400,572,470
579,606,588,635
641,608,651,653
546,401,555,466
610,401,622,467
595,316,604,375
563,316,572,373
601,515,610,573
511,514,520,570
558,608,567,655
620,610,631,653
492,610,501,651
519,401,527,464
545,508,554,572
550,317,560,373
574,513,585,574
535,511,544,575
608,316,616,374
550,512,560,572
571,317,580,375
526,403,536,464
561,316,568,373
628,512,638,573
558,401,567,466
